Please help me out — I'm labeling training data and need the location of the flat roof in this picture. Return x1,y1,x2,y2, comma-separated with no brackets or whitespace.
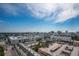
9,36,28,40
38,43,79,56
38,43,62,55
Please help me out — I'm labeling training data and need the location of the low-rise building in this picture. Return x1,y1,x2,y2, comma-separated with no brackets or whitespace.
8,36,29,44
50,32,73,42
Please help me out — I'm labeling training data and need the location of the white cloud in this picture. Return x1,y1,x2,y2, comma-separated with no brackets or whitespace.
55,8,79,23
26,3,58,18
26,3,79,23
0,3,79,23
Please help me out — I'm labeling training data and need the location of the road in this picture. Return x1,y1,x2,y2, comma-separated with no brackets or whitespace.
5,46,19,56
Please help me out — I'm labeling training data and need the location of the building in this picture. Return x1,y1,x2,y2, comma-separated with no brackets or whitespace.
38,42,79,56
50,32,73,42
8,36,29,44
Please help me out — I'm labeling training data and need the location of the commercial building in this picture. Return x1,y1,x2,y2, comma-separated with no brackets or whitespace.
8,36,29,44
38,42,79,56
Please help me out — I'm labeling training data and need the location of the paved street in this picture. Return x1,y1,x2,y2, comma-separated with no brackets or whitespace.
5,46,18,56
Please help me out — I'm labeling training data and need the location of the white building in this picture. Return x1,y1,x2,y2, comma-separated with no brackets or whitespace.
50,33,72,42
8,36,29,44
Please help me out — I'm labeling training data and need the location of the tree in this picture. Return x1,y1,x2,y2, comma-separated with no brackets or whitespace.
32,42,42,52
36,38,42,42
72,35,79,41
0,46,4,56
33,38,46,52
71,35,79,45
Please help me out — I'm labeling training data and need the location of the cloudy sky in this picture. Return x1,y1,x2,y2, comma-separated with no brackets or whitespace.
0,3,79,32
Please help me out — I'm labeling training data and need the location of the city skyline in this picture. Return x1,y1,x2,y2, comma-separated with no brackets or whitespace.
0,3,79,32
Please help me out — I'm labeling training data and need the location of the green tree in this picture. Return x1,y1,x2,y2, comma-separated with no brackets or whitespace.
33,38,46,52
72,35,79,41
0,46,4,56
71,35,79,45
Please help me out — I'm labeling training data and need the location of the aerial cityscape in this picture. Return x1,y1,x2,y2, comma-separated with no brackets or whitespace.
0,3,79,56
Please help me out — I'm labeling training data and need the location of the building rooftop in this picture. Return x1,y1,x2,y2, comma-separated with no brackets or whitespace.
38,43,79,56
38,43,62,56
9,36,28,40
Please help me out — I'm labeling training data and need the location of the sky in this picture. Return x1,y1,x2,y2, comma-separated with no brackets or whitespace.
0,3,79,32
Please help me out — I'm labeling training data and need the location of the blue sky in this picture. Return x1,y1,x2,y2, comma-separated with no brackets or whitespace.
0,3,79,32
